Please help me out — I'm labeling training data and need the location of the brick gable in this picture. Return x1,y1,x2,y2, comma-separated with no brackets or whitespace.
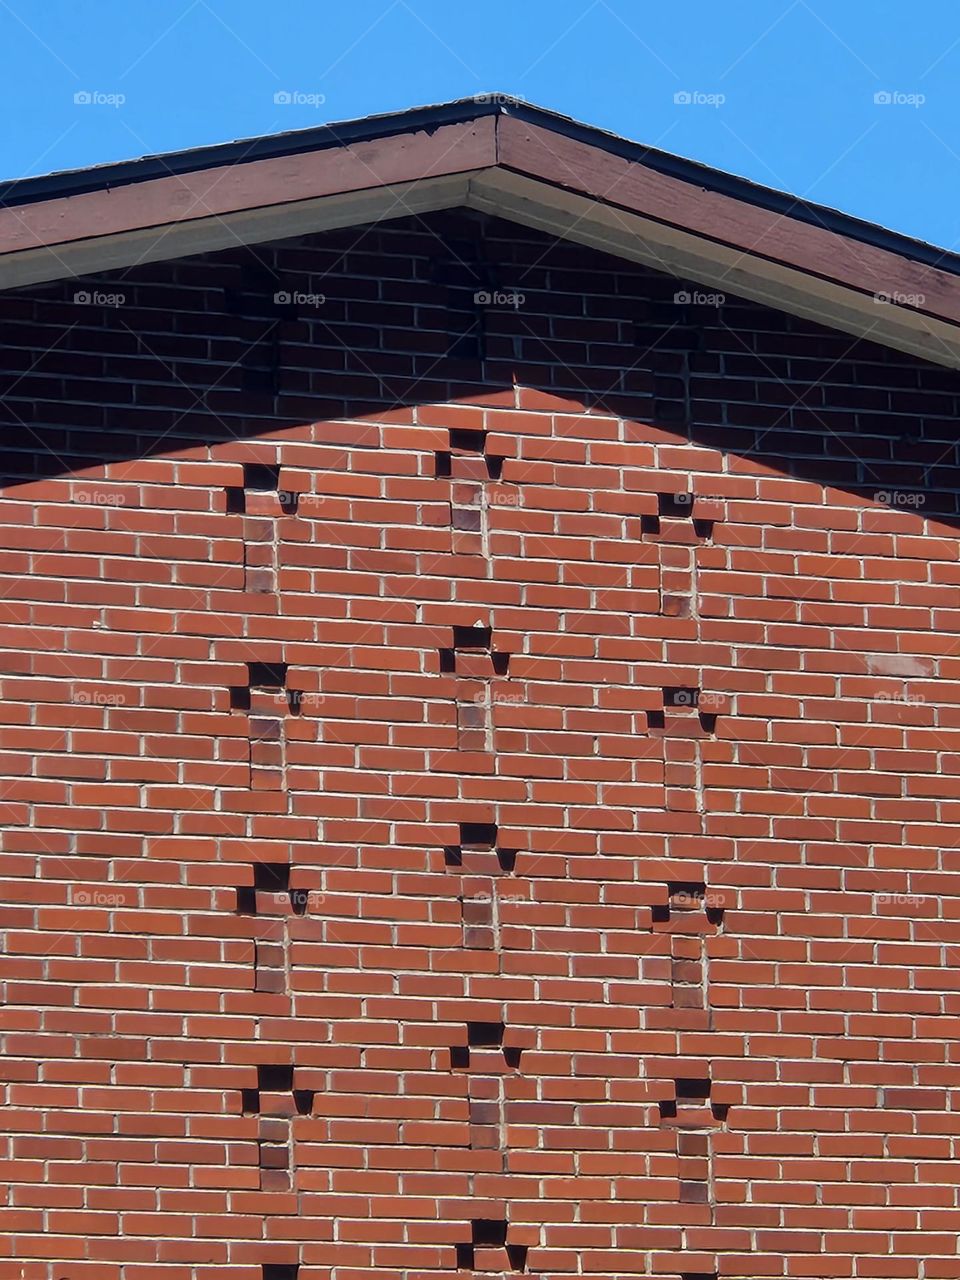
1,212,959,1279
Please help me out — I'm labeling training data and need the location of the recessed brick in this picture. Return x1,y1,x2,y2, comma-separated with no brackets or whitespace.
262,1264,299,1280
258,1064,293,1092
468,1021,505,1047
659,491,694,517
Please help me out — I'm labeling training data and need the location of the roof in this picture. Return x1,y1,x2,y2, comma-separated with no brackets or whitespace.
3,95,959,368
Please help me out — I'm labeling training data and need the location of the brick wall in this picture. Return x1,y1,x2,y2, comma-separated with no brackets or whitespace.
2,210,960,1279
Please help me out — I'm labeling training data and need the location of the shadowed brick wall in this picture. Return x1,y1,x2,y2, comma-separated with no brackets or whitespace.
2,211,960,1280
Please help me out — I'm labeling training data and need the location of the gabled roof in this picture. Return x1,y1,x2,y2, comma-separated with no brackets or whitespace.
3,95,959,368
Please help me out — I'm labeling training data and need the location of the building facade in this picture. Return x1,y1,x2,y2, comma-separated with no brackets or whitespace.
2,100,960,1280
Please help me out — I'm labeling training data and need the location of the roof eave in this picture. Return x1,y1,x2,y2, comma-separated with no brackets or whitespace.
2,95,956,278
0,98,958,369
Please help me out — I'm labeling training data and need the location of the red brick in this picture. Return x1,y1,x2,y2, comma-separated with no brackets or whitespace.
0,209,955,1280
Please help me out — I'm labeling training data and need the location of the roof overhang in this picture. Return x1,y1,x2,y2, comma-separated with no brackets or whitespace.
3,98,960,368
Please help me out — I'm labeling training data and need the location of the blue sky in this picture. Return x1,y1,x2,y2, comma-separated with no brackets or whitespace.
2,0,958,248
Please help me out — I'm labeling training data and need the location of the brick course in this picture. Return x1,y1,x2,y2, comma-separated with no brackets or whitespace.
1,210,960,1278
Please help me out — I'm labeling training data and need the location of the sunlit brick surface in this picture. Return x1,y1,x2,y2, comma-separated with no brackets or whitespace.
2,213,960,1279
